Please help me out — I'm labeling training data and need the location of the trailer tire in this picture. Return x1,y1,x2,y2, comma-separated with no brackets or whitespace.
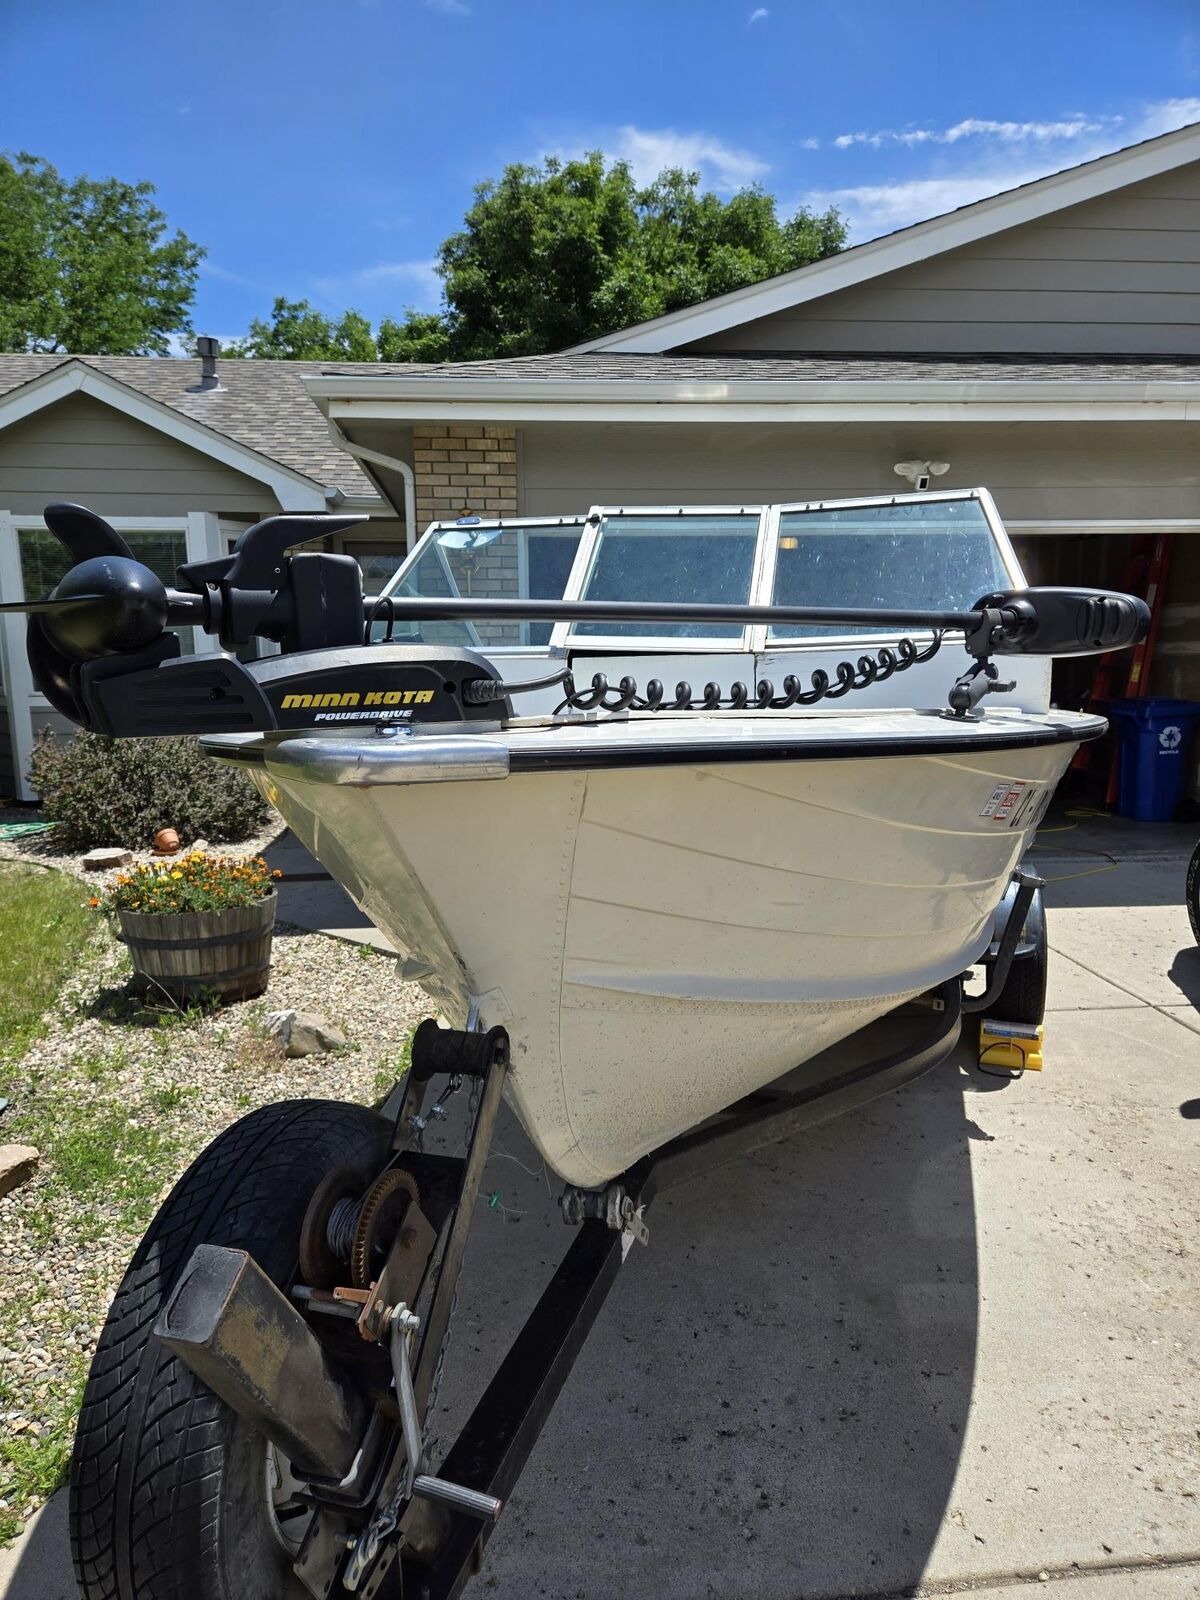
1187,840,1200,945
69,1098,391,1600
990,913,1049,1026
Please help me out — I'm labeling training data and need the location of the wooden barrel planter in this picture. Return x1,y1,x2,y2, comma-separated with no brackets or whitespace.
116,889,276,1003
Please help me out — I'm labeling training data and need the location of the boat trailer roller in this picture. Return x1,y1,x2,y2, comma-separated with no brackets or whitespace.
5,498,1145,1600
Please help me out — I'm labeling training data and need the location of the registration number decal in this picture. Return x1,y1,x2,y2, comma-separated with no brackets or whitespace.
979,781,1050,830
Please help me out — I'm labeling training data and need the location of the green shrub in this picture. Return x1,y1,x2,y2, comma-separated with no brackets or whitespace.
27,731,271,851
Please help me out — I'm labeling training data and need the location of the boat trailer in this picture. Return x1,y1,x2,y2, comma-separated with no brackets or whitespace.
150,870,1039,1600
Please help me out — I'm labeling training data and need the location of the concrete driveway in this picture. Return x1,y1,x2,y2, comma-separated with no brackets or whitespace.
3,818,1198,1600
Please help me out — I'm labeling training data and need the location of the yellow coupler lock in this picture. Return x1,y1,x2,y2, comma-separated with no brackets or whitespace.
979,1018,1044,1073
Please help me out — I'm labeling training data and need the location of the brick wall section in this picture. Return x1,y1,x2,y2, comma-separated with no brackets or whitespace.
412,424,518,532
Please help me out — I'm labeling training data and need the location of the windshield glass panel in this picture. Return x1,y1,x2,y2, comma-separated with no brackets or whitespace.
573,512,760,640
377,521,584,649
768,498,1009,640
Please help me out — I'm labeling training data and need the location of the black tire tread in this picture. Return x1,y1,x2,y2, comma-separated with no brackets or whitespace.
992,914,1049,1027
70,1098,389,1600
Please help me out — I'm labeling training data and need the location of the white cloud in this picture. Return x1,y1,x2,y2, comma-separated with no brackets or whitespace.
313,259,443,310
1133,96,1200,138
200,261,262,290
832,115,1117,150
807,169,1054,236
798,137,820,151
609,125,768,189
423,0,472,14
810,97,1200,241
748,7,769,22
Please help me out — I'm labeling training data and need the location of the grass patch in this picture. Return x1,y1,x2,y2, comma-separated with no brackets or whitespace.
0,866,93,1068
0,1366,84,1547
370,1027,415,1105
48,1101,182,1231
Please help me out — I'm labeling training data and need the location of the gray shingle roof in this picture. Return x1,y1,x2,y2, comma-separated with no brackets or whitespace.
313,351,1200,384
0,354,378,495
3,348,1194,507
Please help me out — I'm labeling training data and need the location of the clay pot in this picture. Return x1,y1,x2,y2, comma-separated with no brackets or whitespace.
152,827,181,855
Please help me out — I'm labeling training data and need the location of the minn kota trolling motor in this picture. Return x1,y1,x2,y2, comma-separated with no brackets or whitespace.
2,501,1150,736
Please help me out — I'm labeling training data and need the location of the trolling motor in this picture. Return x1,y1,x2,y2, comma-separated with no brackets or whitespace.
5,504,505,736
1,502,1151,738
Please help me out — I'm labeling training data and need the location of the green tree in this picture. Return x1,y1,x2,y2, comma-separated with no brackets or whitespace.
435,155,844,358
232,153,845,362
375,310,452,364
222,297,378,361
0,152,203,356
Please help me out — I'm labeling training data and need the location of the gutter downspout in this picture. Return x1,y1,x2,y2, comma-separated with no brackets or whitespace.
325,417,419,552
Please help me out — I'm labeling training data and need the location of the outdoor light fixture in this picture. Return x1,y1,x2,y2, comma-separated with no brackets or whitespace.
893,459,950,492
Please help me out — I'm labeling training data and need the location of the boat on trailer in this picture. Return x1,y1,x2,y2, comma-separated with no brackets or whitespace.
216,489,1102,1186
6,490,1145,1600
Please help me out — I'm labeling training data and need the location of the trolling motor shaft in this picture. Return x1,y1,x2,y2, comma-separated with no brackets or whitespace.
6,500,1150,739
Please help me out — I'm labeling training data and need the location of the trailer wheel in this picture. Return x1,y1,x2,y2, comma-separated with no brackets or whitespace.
69,1099,391,1600
1187,840,1200,945
990,911,1049,1026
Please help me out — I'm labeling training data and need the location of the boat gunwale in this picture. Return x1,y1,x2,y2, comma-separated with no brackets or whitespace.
203,710,1105,784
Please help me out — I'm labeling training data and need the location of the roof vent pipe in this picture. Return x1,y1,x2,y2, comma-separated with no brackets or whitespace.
192,335,223,392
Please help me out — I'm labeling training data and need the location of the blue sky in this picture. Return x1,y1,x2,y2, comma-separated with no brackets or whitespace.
2,0,1199,344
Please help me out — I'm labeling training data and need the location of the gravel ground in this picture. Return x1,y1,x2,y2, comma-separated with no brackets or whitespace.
0,855,431,1539
0,806,286,877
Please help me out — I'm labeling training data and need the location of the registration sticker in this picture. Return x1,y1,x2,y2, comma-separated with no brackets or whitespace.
980,781,1026,820
980,781,1050,830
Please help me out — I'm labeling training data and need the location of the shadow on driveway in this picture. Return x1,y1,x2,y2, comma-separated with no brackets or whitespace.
1,1056,981,1600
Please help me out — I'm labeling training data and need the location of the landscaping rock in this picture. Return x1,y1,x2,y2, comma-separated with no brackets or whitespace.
81,847,132,871
265,1008,347,1057
0,1144,39,1199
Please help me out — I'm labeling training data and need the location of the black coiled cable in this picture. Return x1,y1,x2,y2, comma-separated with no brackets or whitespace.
550,633,943,714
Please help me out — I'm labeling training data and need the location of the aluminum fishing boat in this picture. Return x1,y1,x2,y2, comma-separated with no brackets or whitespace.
9,489,1148,1600
208,489,1110,1185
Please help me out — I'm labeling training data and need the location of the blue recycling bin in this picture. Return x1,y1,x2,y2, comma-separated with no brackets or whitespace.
1105,698,1200,822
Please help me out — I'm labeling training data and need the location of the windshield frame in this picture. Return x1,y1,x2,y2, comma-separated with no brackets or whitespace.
750,486,1024,652
381,513,588,653
549,503,772,654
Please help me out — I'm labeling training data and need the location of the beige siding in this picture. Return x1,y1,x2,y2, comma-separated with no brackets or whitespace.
679,162,1200,355
518,420,1200,524
0,394,279,517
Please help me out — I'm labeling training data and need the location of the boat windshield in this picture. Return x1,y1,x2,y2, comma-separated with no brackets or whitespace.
377,518,585,649
571,511,761,640
383,493,1016,653
768,497,1010,640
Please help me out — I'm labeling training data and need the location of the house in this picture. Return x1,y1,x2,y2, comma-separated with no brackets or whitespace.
302,118,1200,730
0,354,409,797
5,118,1200,798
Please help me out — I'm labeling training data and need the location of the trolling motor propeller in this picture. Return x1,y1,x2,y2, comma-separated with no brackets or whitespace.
6,502,365,726
7,556,170,659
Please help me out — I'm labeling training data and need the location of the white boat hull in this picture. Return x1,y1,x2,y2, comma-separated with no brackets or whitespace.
236,709,1098,1188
